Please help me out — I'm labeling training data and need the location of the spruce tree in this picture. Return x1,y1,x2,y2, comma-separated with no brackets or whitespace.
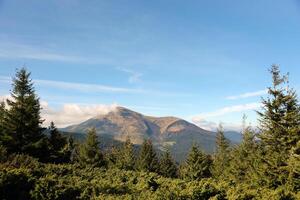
258,65,300,154
159,149,177,178
212,124,230,178
48,121,67,163
78,128,105,167
64,136,79,163
228,116,258,183
138,139,159,173
181,144,212,180
2,68,48,159
257,65,300,187
116,137,135,170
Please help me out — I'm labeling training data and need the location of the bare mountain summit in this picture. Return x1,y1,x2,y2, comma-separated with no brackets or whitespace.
63,106,217,161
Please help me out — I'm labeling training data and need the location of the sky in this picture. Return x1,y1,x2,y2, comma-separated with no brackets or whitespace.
1,0,300,130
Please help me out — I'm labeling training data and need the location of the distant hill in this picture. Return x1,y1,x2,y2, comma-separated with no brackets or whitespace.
61,106,241,161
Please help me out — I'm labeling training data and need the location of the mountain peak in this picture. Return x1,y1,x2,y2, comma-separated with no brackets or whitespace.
62,106,217,161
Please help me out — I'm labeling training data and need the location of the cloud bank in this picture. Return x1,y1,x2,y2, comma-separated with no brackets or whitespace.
41,102,118,127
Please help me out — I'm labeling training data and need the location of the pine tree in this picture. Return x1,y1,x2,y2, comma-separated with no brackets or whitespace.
212,123,230,178
258,65,300,154
138,139,159,173
64,136,78,163
78,128,105,167
48,121,67,163
116,137,135,170
2,68,48,159
180,144,212,180
159,149,177,178
257,65,300,187
228,116,258,183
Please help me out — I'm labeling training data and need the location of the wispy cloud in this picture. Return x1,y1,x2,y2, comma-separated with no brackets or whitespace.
192,102,260,120
226,90,267,100
0,76,145,94
117,67,143,83
192,119,244,132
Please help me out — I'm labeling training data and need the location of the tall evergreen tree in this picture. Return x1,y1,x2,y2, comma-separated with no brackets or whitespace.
116,137,135,170
138,139,159,173
48,121,67,163
180,144,212,180
257,65,300,187
2,68,48,159
258,65,300,154
159,149,177,178
78,128,105,167
212,124,230,178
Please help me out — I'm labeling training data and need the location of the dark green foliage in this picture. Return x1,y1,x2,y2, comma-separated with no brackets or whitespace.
258,65,300,154
287,140,300,191
1,68,48,160
0,169,35,200
138,139,159,173
48,122,67,163
159,149,178,178
0,145,7,163
228,117,259,184
213,124,231,179
257,65,300,188
180,144,212,180
78,128,105,167
0,101,5,144
63,136,78,163
115,137,136,170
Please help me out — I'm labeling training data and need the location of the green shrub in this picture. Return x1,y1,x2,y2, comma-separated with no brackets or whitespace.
0,169,35,200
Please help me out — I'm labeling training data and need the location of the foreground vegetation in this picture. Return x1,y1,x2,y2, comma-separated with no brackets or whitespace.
0,66,299,199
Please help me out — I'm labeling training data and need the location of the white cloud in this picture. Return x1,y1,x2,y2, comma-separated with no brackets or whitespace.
41,102,118,127
226,90,267,100
117,67,143,83
192,103,261,121
193,119,244,132
191,102,260,131
0,76,145,94
0,94,118,127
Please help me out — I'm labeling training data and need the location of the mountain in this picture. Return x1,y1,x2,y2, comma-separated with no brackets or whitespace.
62,106,239,161
224,131,243,143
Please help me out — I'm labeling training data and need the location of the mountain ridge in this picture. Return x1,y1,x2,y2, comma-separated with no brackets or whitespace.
62,106,240,161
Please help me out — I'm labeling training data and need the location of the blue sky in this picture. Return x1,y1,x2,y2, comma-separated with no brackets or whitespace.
1,0,300,129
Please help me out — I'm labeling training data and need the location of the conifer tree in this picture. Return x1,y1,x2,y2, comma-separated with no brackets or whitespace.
181,144,212,180
78,128,105,167
257,65,300,187
159,149,177,178
64,136,79,163
228,116,258,183
138,139,159,173
48,121,67,163
212,124,230,178
258,65,300,154
2,68,48,159
116,137,135,170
